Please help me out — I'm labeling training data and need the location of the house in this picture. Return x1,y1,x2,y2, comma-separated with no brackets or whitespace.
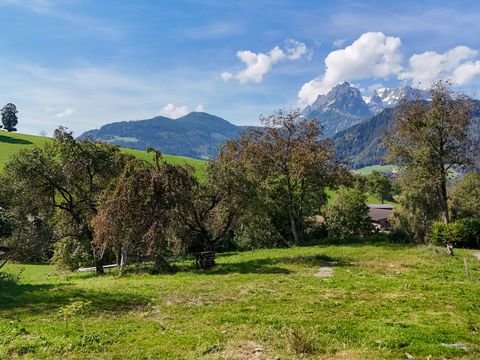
368,204,394,230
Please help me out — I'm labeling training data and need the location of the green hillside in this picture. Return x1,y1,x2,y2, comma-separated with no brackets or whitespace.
355,164,394,176
0,131,206,179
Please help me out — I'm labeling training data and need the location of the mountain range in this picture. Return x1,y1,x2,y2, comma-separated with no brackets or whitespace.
302,82,430,137
80,83,473,168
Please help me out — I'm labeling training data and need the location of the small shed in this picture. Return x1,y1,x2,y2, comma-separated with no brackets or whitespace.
368,204,394,230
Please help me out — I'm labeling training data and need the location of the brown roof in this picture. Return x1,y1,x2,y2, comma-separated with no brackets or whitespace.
368,205,394,222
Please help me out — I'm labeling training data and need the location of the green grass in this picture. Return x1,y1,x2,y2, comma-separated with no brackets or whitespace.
0,132,50,171
1,243,480,359
355,164,394,176
0,131,206,179
326,188,397,206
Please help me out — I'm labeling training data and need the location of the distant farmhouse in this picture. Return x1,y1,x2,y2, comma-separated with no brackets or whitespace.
368,204,394,230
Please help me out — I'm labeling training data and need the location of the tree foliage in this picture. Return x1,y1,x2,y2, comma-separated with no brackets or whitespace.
324,187,373,238
217,109,344,244
92,151,194,273
366,171,392,204
1,103,18,132
2,128,127,273
386,80,475,226
449,172,480,220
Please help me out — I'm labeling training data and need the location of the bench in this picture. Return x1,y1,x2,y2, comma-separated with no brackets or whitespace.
194,251,216,270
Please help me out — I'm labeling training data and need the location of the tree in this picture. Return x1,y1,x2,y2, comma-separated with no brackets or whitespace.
3,128,127,274
324,187,373,238
1,103,18,132
218,109,344,244
92,151,194,273
386,80,475,225
366,171,392,204
176,155,254,253
450,172,480,220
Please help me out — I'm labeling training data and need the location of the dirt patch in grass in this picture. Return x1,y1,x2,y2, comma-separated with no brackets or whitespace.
216,340,274,360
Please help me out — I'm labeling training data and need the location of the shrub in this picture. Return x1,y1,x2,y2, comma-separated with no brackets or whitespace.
429,218,480,249
324,187,373,238
52,237,92,271
388,228,411,243
457,218,480,248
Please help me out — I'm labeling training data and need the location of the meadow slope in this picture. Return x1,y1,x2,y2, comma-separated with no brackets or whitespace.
1,244,479,359
0,131,206,179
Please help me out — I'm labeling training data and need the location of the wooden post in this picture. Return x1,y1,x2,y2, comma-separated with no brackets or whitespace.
464,257,471,280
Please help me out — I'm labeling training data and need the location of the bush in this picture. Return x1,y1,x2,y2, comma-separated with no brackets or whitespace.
429,218,480,249
457,218,480,248
52,237,92,270
324,187,373,238
388,228,411,243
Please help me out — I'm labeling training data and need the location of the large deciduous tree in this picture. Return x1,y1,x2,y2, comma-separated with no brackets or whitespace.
366,171,392,204
92,151,195,273
1,103,18,132
218,109,344,244
386,81,475,226
3,127,127,274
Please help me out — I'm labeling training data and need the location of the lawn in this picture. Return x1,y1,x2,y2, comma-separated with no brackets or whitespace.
0,131,206,179
1,243,480,359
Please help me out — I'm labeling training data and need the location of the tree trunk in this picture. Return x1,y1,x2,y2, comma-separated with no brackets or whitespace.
290,216,300,245
95,258,104,275
439,169,450,224
286,176,300,245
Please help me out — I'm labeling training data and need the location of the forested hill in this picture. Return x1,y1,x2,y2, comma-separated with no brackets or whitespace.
332,108,395,169
80,112,249,159
333,102,480,169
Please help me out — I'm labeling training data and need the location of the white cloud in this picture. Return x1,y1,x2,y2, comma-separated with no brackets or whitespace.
195,104,205,112
284,39,308,60
222,39,309,84
159,103,189,119
298,32,403,105
220,72,232,81
332,38,347,48
452,61,480,85
399,46,480,87
54,107,74,118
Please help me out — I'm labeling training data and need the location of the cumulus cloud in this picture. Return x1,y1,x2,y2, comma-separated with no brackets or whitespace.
195,104,205,112
399,46,480,87
159,103,189,119
222,39,309,84
54,108,74,118
298,32,403,105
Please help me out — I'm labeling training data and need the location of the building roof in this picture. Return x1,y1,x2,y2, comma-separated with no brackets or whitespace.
368,204,394,222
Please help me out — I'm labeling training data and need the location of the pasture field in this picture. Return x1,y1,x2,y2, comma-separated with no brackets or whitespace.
1,243,480,359
355,164,394,176
0,131,206,179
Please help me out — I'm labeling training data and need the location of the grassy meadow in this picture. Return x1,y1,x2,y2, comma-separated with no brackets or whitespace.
354,164,394,176
0,131,207,179
1,243,480,359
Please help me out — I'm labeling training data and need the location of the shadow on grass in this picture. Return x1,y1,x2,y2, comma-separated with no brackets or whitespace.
187,256,293,275
184,254,350,275
0,134,33,145
278,254,350,267
0,273,148,315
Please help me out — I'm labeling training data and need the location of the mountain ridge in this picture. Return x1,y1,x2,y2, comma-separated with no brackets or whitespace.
80,111,249,159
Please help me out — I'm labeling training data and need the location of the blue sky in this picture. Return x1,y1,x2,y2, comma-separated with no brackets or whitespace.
1,0,480,135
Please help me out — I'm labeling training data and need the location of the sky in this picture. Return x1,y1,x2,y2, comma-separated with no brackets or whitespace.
1,0,480,135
